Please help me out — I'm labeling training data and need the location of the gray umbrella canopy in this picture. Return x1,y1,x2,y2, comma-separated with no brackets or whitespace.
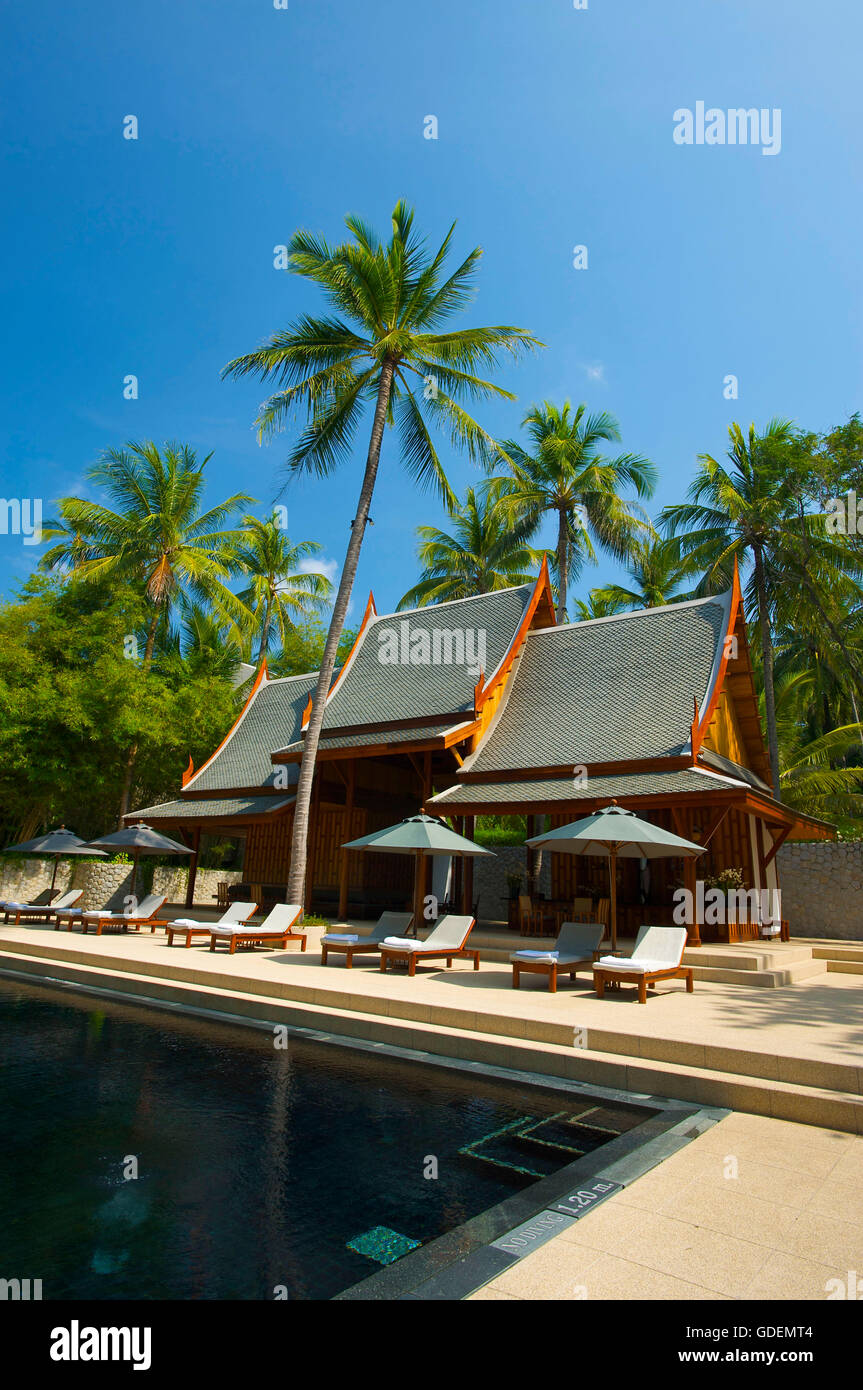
86,823,193,856
3,827,107,857
3,826,108,889
526,805,704,860
343,814,495,859
85,822,192,904
527,804,704,950
342,814,493,934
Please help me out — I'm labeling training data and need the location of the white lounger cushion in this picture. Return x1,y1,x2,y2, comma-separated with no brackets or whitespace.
513,950,559,962
323,933,359,943
596,925,688,974
596,956,675,974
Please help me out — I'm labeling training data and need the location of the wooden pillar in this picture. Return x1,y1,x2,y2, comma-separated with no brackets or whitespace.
304,775,320,915
184,827,200,909
337,760,355,920
462,816,475,916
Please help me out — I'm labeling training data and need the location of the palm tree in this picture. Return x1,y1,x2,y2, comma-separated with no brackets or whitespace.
493,401,656,623
223,202,540,906
769,668,863,818
661,420,796,792
42,441,252,820
235,517,332,660
589,532,695,613
397,484,545,609
571,592,626,621
662,420,863,794
155,605,249,684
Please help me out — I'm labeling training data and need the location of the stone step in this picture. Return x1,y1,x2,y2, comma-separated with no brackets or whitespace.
827,959,863,975
1,946,859,1134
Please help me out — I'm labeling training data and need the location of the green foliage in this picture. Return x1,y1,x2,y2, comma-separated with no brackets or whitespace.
0,575,240,843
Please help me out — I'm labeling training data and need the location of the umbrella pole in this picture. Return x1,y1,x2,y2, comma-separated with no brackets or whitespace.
413,852,424,937
609,845,618,952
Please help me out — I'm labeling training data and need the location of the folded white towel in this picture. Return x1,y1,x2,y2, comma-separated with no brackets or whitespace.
63,908,84,915
513,950,559,962
382,936,417,949
323,933,360,943
169,919,200,928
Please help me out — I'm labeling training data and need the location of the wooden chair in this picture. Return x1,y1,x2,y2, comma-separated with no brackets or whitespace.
511,922,605,992
209,903,305,954
517,894,540,936
593,925,692,1004
321,912,414,967
379,916,478,977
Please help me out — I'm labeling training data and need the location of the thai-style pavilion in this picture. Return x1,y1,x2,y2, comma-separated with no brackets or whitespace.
129,559,831,942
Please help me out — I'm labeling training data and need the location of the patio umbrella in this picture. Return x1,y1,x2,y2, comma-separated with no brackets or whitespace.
2,826,107,890
526,802,704,951
85,821,192,904
342,813,495,934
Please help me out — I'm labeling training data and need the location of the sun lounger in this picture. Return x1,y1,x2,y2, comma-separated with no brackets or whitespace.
79,894,169,935
593,925,692,1003
511,921,605,992
209,903,304,954
165,901,258,947
320,911,414,967
4,889,81,925
379,915,477,977
1,888,59,920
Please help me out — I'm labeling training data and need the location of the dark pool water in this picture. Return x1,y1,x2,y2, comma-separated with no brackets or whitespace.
0,978,647,1299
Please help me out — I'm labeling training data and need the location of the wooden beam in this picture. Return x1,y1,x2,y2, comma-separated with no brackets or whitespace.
337,760,356,919
184,826,201,909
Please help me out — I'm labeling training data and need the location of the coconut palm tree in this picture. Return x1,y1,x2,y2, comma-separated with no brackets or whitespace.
222,201,540,906
588,532,696,613
397,484,545,609
662,419,863,794
491,401,656,624
41,441,252,820
571,592,626,621
235,517,332,660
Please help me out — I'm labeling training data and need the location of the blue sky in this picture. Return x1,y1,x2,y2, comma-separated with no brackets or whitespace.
1,0,861,619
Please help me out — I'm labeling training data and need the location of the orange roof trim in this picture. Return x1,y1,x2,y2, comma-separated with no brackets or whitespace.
475,557,555,712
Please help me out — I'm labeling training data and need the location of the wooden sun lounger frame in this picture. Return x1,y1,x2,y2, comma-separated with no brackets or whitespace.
378,922,478,977
321,938,384,968
512,948,605,993
593,960,694,1004
209,922,306,954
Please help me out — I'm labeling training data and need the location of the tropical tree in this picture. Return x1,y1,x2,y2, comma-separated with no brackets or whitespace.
571,592,625,622
41,441,253,820
222,201,540,906
234,516,332,660
588,532,695,613
397,483,545,608
492,401,656,623
662,420,863,794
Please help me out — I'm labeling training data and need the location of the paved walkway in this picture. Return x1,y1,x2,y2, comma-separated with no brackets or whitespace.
469,1112,863,1300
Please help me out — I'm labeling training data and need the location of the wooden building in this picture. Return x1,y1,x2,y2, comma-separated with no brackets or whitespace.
129,559,832,941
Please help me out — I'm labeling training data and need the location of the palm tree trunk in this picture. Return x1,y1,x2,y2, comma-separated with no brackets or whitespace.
286,359,396,909
753,545,781,793
117,611,160,827
258,595,273,663
556,509,568,624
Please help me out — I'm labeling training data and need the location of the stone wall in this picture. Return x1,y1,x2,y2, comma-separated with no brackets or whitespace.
776,841,863,940
0,858,243,911
474,845,549,924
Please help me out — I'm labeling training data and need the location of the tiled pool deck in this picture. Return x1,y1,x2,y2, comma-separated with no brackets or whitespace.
469,1111,863,1301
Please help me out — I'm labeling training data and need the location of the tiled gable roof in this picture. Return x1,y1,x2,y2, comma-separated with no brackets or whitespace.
184,672,316,793
463,592,731,775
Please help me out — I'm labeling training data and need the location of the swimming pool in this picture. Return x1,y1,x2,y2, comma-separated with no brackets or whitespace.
0,977,660,1300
